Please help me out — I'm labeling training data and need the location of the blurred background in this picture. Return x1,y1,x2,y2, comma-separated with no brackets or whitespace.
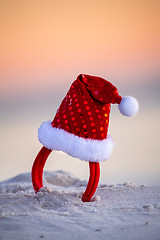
0,0,160,185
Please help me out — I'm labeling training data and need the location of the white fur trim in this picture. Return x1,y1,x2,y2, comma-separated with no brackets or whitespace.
38,121,114,162
118,96,139,117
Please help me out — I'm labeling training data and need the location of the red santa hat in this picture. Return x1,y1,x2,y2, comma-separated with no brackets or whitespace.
38,74,139,163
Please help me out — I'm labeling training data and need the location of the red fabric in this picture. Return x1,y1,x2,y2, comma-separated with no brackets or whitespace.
52,74,122,140
32,147,100,202
82,162,100,202
32,147,52,193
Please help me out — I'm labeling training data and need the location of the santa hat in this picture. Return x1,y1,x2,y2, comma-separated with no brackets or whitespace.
38,74,139,163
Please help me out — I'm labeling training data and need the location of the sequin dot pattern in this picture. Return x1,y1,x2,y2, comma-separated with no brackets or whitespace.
52,77,111,140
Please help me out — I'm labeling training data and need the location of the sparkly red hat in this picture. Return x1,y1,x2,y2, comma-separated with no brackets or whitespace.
32,74,139,202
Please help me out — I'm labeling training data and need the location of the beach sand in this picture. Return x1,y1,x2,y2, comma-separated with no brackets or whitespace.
0,171,160,240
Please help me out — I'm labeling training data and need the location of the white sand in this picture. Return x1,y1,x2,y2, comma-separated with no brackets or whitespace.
0,171,160,240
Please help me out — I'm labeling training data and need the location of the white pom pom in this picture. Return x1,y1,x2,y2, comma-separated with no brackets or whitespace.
118,96,139,117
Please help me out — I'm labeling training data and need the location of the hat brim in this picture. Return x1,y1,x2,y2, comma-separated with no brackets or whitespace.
38,121,114,162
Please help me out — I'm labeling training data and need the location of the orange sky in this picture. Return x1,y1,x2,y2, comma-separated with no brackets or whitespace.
0,0,160,97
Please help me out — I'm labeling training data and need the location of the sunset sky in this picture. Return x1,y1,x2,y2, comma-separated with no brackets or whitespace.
1,0,160,99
